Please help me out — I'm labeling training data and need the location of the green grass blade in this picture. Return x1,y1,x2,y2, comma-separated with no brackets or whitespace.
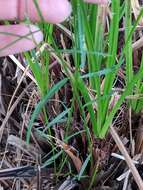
78,154,91,180
101,0,120,125
100,67,143,138
46,109,70,128
26,78,68,143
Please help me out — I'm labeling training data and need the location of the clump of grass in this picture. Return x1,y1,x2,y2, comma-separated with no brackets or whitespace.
26,0,143,178
71,0,143,138
124,1,143,114
2,0,143,189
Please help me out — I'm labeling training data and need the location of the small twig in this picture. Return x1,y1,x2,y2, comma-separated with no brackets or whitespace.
0,166,53,179
9,55,37,84
129,107,134,156
0,82,33,142
110,125,143,190
111,153,139,164
7,64,30,111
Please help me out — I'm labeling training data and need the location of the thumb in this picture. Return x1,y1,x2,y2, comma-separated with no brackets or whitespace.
0,0,72,24
0,24,43,57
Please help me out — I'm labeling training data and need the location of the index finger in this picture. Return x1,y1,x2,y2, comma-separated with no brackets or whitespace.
0,0,72,24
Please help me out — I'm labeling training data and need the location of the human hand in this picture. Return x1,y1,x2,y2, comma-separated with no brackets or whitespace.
0,0,107,57
0,0,71,57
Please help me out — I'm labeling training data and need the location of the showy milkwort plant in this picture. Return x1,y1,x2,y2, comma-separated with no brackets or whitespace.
71,0,143,138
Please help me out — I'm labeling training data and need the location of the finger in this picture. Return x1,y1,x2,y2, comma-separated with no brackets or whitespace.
0,0,72,24
84,0,108,4
0,24,43,57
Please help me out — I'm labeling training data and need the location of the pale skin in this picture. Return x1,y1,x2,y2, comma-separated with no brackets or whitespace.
0,0,107,57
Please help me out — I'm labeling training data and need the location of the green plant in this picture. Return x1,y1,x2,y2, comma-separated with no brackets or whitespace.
70,0,143,138
25,0,143,154
70,0,120,138
2,1,143,189
124,1,143,113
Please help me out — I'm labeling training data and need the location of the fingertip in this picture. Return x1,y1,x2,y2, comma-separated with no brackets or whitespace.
45,0,72,24
34,0,72,23
0,24,43,57
28,24,43,44
19,0,72,23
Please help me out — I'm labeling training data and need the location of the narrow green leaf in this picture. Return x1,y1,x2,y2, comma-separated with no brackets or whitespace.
78,154,91,180
26,78,68,143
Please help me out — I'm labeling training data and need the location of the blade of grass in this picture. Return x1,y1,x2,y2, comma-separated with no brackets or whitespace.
100,63,143,138
101,0,120,127
125,0,133,84
78,154,91,180
26,78,68,143
46,109,70,129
